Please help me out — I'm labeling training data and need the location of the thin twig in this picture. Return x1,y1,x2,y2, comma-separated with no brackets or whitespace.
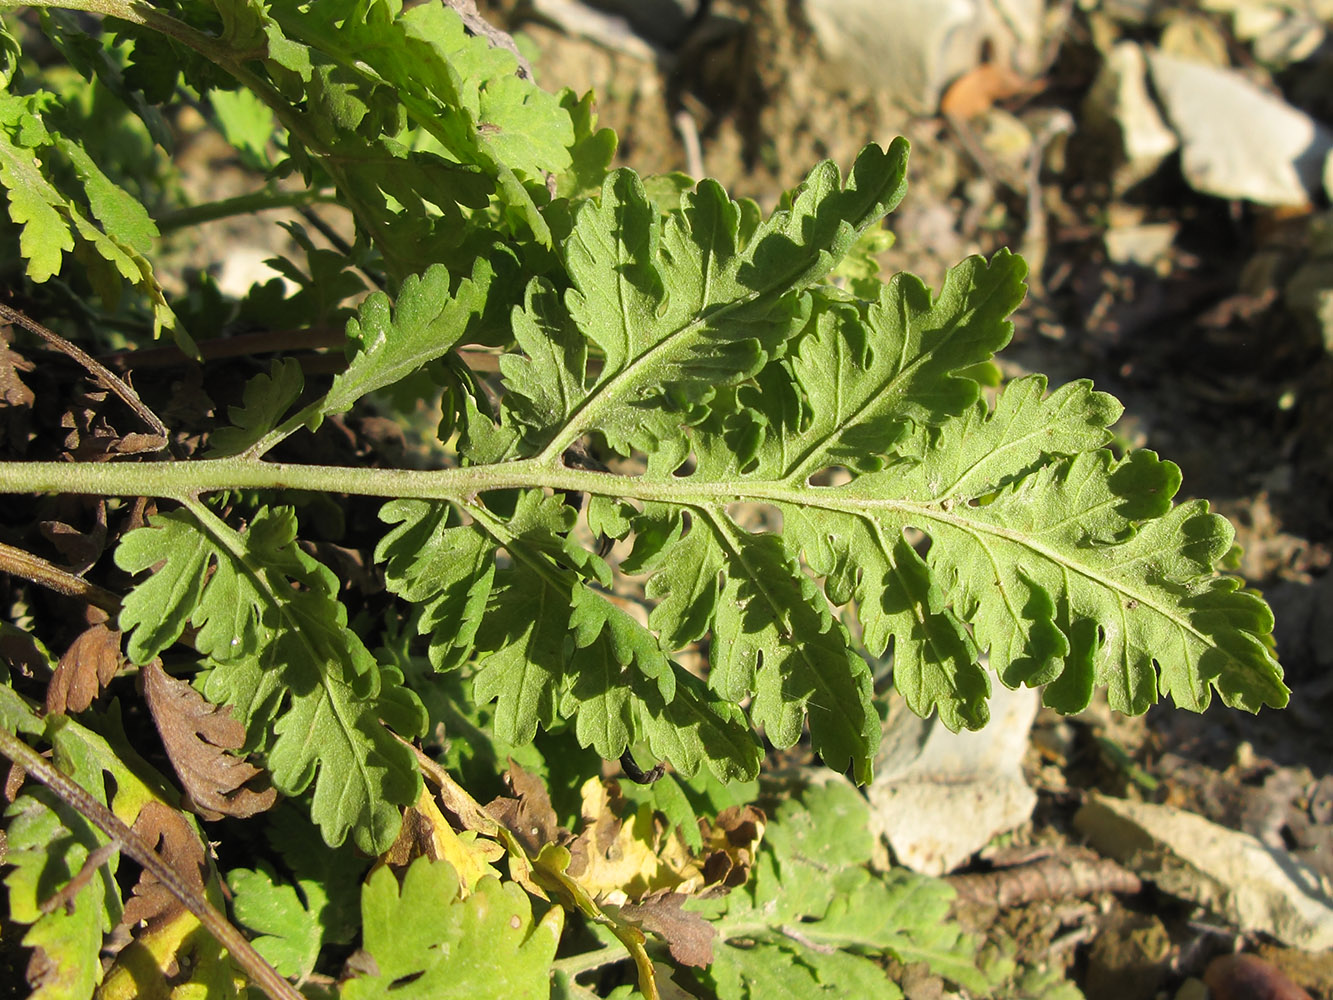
0,540,123,616
0,726,303,1000
0,304,168,448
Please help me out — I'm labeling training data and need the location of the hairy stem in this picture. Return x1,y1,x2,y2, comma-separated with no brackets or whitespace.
0,726,304,1000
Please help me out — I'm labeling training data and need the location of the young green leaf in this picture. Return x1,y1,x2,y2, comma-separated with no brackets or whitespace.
311,259,493,431
340,858,563,1000
227,864,324,980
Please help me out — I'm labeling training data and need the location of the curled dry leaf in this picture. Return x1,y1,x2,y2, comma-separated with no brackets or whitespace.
142,660,277,821
120,801,208,936
38,496,109,576
0,327,35,453
46,623,122,715
485,759,563,855
607,890,715,967
700,805,766,890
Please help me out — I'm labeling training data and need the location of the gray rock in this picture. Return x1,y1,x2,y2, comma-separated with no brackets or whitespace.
1082,41,1179,192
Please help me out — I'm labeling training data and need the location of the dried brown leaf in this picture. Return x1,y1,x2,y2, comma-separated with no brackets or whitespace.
120,801,208,935
142,660,277,820
38,498,109,574
485,759,563,855
700,805,766,889
939,62,1037,119
46,623,122,715
608,890,715,967
1205,953,1314,1000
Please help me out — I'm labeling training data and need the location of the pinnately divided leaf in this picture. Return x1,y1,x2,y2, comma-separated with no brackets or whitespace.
439,143,1284,780
495,139,911,462
116,504,424,852
376,495,761,782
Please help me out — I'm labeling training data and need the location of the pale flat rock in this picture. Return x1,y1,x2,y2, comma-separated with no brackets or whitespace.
1083,41,1179,191
1147,50,1333,205
868,683,1039,876
1105,222,1178,267
1200,0,1330,66
1075,793,1333,950
804,0,1045,112
805,0,983,111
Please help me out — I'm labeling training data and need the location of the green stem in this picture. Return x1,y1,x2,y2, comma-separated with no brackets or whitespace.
552,945,625,977
155,188,342,233
0,457,754,505
0,726,304,1000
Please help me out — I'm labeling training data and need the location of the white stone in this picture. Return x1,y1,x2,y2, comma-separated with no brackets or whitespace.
804,0,983,111
1084,41,1179,190
1076,793,1333,951
1147,50,1333,205
868,682,1039,876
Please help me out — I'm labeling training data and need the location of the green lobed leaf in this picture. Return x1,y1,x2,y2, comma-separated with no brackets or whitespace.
377,492,760,780
311,259,493,432
491,140,911,463
340,857,563,1000
774,369,1287,723
457,165,1279,774
689,782,990,998
115,505,424,851
208,357,305,458
0,91,178,340
227,864,324,979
